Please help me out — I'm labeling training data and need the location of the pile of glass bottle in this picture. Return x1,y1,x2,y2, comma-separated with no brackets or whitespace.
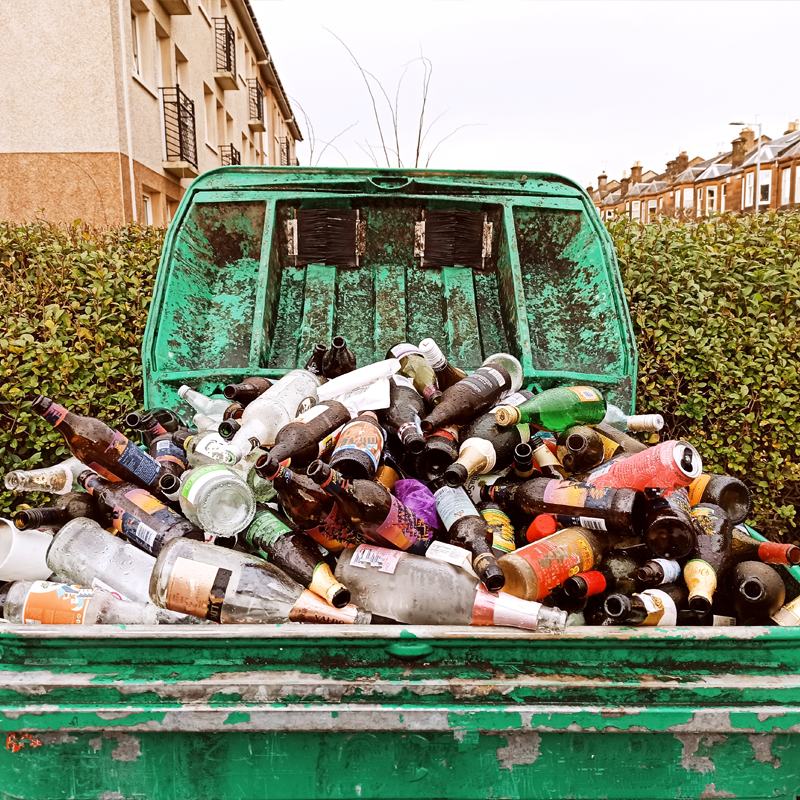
3,335,799,630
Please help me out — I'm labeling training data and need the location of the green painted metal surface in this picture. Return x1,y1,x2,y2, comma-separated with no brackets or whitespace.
141,167,637,420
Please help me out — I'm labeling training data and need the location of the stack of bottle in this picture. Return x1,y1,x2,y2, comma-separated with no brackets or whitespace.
2,335,798,631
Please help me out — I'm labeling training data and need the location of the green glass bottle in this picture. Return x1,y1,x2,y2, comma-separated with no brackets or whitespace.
494,386,606,431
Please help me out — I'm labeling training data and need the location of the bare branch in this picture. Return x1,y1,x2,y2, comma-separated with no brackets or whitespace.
314,121,359,167
425,123,484,168
419,106,451,152
314,138,350,167
288,94,315,166
356,140,380,167
414,51,433,168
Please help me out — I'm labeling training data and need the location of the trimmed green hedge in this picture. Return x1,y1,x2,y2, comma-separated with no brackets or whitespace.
1,214,799,539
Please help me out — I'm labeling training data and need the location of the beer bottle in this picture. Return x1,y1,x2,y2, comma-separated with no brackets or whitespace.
635,557,682,588
270,464,365,551
329,411,386,480
478,500,517,557
254,400,350,479
444,437,496,487
557,426,610,473
644,488,696,560
530,434,566,479
497,526,606,601
78,470,205,556
730,526,800,566
31,396,165,492
306,461,435,555
416,425,460,483
602,404,664,433
322,336,358,379
727,561,785,621
147,430,189,478
561,549,641,601
379,377,426,456
603,583,688,626
126,408,190,443
481,477,647,537
688,474,751,525
418,338,467,390
178,386,238,421
241,507,352,608
223,376,273,405
432,484,505,591
462,398,534,472
13,492,100,531
388,343,442,407
421,364,512,433
304,343,328,377
684,503,732,614
494,386,605,430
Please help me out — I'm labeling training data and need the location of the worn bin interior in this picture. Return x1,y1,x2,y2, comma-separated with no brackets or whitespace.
3,168,799,800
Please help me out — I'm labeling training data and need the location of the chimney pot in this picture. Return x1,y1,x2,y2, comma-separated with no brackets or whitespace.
731,136,746,169
598,172,608,190
676,151,689,173
785,119,799,134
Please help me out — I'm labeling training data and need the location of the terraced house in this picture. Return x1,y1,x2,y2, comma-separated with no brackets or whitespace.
589,122,800,221
0,0,302,226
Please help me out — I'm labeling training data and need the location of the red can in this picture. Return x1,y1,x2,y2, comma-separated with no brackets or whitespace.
584,440,702,491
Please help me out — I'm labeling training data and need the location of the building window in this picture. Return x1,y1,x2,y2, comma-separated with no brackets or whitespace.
648,200,656,218
782,168,791,205
142,193,153,225
759,171,771,206
683,188,693,209
721,184,727,213
204,84,215,145
707,186,717,213
632,200,640,220
796,167,800,204
674,191,680,208
745,172,754,207
697,187,703,211
131,12,140,74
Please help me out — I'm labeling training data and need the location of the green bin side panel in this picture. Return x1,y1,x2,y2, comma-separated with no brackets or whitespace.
142,168,637,415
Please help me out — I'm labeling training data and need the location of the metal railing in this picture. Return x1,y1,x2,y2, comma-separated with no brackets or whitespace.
280,137,291,166
247,78,264,121
213,17,235,74
161,85,198,167
220,143,241,166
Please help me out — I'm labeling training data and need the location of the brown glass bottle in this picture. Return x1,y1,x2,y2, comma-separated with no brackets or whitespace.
304,343,328,377
254,400,351,479
420,364,512,433
223,376,273,405
419,338,468,390
270,464,365,552
329,411,385,480
604,582,689,626
635,557,682,588
727,561,785,621
478,500,517,557
562,549,641,601
416,425,460,482
241,506,352,607
307,461,435,555
13,492,101,531
684,503,732,614
432,484,505,591
78,470,204,556
531,434,566,479
557,426,607,473
147,432,189,478
688,474,751,525
730,526,800,566
322,336,358,378
481,477,647,538
513,443,536,479
379,377,426,456
126,408,189,444
644,488,696,560
32,395,165,492
593,422,648,455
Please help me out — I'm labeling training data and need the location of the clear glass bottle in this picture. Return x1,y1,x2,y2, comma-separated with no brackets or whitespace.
602,404,664,433
4,457,88,495
177,385,235,421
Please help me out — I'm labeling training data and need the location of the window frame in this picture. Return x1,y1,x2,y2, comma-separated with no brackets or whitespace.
131,11,141,75
745,172,754,207
707,186,717,213
142,193,153,226
759,170,771,206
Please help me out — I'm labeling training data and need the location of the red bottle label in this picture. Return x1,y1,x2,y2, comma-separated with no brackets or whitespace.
368,495,435,554
304,505,364,550
574,571,607,597
513,533,596,600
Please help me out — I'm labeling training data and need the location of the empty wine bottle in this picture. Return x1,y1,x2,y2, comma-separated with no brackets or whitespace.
497,526,606,601
254,400,350,479
562,549,641,601
335,545,567,631
379,376,426,456
304,343,328,377
730,526,800,566
602,404,664,433
416,425,460,482
444,437,496,487
31,396,166,492
727,561,785,621
644,487,696,560
14,492,100,531
478,500,517,557
494,386,606,430
307,461,435,555
4,580,193,625
150,538,370,624
223,376,273,405
482,477,647,537
79,471,205,556
688,474,751,525
418,338,467,390
684,503,732,614
4,457,89,496
241,507,351,608
604,583,688,626
636,558,682,588
388,343,442,407
557,426,608,473
530,434,566,479
322,336,357,379
270,464,365,551
328,411,385,480
421,363,513,433
432,485,505,591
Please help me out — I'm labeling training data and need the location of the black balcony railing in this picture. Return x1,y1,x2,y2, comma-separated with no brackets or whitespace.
247,78,264,121
161,85,198,167
280,137,291,166
220,143,241,166
213,17,235,74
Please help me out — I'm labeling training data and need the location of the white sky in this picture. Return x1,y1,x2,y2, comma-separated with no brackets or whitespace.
252,0,800,189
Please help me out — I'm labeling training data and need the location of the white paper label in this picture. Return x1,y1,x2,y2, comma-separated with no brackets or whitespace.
183,467,229,504
434,485,480,530
494,391,528,409
91,578,131,602
390,343,423,360
350,544,403,574
713,615,737,627
651,558,681,584
464,470,510,504
336,378,391,415
391,375,416,390
578,516,608,531
425,540,476,575
640,589,677,626
294,404,328,424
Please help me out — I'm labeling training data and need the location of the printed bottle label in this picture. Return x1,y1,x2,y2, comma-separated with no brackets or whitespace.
294,405,328,424
433,486,480,530
567,386,601,402
112,507,159,553
464,470,510,504
42,403,69,426
688,474,712,506
91,578,130,602
165,556,231,622
331,418,385,470
542,479,612,511
638,589,677,626
514,531,597,600
304,504,364,550
124,488,165,516
460,367,505,397
427,425,458,442
109,431,160,486
481,508,516,553
245,511,291,550
154,439,188,468
471,585,538,630
425,540,474,573
368,496,435,554
390,343,424,360
23,582,94,625
598,433,621,461
350,543,403,574
391,375,416,390
494,391,528,409
288,590,359,624
182,465,231,505
397,416,423,441
651,558,682,584
712,615,737,627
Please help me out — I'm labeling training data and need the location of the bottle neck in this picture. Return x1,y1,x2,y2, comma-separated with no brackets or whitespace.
15,507,69,529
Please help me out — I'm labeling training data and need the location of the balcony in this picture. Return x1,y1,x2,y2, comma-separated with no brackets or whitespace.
213,17,238,90
159,0,191,13
220,143,241,166
247,79,265,132
280,136,291,166
161,85,198,178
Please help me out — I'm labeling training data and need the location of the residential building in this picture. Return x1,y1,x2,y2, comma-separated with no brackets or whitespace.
588,122,800,222
0,0,302,227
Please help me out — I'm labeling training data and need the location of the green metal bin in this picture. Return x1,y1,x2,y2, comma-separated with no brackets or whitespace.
2,167,798,800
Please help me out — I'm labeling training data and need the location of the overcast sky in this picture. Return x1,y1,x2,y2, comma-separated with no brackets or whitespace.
252,0,800,188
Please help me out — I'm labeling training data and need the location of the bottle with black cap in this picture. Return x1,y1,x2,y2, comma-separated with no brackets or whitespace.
378,376,426,456
603,582,689,626
322,336,358,379
223,376,273,405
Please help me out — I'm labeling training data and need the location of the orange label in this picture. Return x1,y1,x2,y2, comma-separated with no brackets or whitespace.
165,557,231,622
125,488,166,515
688,474,711,506
514,530,598,599
567,386,601,402
598,433,620,461
542,479,589,507
288,589,359,624
22,582,94,625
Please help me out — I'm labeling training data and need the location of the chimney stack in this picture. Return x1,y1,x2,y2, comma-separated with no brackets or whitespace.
620,169,630,196
598,172,608,192
731,136,746,168
676,151,689,173
740,127,755,152
666,159,677,182
785,120,799,134
630,161,643,185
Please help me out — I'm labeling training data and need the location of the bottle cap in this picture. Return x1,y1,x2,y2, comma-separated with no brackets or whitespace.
0,518,52,582
526,515,557,543
419,338,447,370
